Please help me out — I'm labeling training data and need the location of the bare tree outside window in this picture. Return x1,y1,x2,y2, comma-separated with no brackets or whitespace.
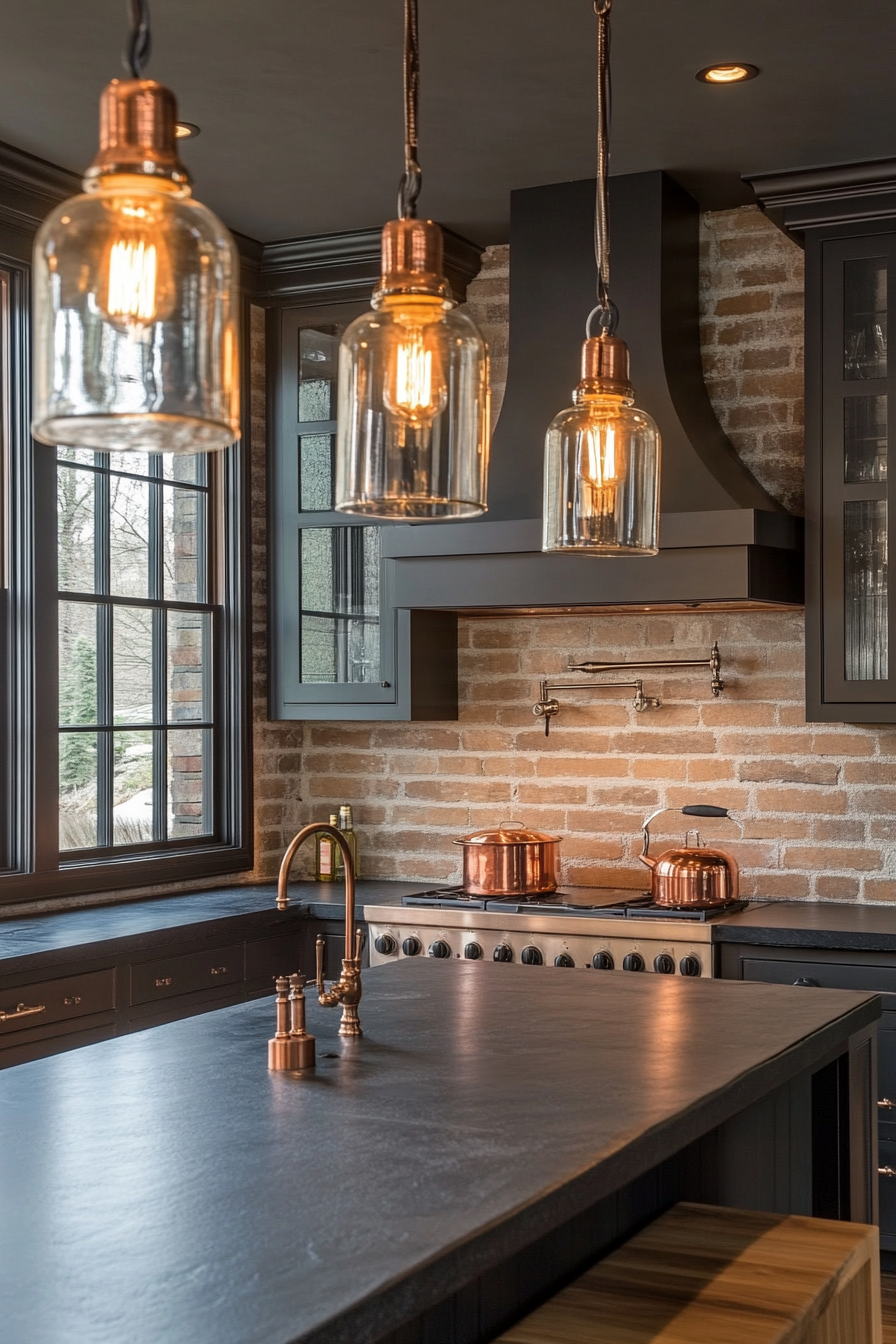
57,451,215,852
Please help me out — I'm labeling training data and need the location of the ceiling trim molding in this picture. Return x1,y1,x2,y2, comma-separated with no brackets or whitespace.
745,157,896,231
0,139,80,225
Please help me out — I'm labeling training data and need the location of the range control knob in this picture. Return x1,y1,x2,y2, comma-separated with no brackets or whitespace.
592,951,614,971
428,940,452,960
521,946,543,966
493,944,514,963
623,952,645,972
464,942,483,960
679,955,701,978
654,953,676,975
555,953,575,968
402,936,422,957
374,934,396,955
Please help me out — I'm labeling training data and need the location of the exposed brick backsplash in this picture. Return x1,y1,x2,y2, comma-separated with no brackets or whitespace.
699,206,805,514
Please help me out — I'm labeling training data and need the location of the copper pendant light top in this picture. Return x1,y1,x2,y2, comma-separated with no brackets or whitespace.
579,334,634,399
85,78,190,186
377,218,450,300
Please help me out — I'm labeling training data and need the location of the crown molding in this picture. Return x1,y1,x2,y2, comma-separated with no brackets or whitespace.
745,157,896,232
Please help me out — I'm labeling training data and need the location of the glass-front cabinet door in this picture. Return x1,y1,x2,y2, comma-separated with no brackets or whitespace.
819,234,896,709
270,302,397,715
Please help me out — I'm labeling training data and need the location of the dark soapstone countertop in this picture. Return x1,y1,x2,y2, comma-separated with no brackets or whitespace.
0,958,877,1344
715,901,896,951
0,881,429,972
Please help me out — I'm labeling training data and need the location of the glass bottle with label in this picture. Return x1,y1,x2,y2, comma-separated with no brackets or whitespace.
334,804,360,879
315,813,339,882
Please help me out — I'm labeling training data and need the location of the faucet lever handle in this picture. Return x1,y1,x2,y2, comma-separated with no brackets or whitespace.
315,934,326,995
354,927,366,962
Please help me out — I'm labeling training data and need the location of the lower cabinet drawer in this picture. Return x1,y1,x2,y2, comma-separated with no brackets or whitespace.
0,969,115,1040
130,943,243,1006
741,956,896,1004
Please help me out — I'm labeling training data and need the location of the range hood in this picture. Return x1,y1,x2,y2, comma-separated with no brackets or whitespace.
381,171,803,613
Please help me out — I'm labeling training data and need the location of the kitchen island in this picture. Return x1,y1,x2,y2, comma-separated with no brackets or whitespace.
0,959,879,1344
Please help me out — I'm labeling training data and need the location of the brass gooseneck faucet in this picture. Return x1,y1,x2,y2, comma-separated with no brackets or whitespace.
276,823,364,1037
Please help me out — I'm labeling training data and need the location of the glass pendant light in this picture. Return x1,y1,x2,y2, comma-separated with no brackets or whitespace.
543,0,660,555
335,0,490,519
32,1,240,454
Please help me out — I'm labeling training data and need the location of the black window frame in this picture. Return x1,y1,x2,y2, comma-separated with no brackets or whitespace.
0,246,252,908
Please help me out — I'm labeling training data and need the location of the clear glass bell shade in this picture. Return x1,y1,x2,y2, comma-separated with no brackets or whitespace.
32,175,240,454
335,293,490,519
543,391,660,555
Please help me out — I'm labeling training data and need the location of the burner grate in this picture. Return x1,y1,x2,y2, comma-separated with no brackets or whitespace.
400,888,746,921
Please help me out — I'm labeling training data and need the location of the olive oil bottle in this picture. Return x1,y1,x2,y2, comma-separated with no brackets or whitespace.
333,804,360,879
315,813,339,882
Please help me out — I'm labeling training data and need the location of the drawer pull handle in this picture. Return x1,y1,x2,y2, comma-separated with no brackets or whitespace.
879,1098,896,1111
792,977,820,987
64,996,82,1007
155,977,172,988
210,967,228,976
0,1002,46,1022
880,1167,896,1179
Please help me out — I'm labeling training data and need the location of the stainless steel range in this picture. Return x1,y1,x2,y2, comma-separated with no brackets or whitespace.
365,888,750,979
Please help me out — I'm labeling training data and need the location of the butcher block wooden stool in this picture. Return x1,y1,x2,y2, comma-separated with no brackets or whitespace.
497,1202,881,1343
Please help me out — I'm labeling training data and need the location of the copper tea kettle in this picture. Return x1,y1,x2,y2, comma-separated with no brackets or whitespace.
640,805,742,909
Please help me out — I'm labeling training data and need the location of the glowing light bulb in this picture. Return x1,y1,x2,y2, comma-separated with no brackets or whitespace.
107,237,157,321
381,297,448,427
543,336,660,556
32,78,239,454
336,219,489,518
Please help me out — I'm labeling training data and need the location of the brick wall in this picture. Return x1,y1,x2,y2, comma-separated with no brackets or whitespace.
272,207,896,903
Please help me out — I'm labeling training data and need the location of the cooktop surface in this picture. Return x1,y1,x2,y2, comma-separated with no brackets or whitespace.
400,887,749,922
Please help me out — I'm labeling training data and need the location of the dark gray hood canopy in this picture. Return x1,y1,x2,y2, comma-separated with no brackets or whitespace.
381,170,802,613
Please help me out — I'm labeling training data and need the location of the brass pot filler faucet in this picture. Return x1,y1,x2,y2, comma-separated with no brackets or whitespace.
268,822,365,1070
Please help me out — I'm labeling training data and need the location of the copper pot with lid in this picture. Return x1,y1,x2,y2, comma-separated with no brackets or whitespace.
454,822,561,897
639,805,742,908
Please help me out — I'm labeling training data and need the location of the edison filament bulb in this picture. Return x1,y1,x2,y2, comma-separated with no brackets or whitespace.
543,335,660,555
336,219,490,519
32,78,240,454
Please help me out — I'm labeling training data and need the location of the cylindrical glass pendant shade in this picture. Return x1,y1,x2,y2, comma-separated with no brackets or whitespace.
32,79,240,454
336,220,490,519
543,335,660,555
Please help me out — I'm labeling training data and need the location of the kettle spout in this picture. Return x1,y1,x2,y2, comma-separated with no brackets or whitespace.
639,852,656,872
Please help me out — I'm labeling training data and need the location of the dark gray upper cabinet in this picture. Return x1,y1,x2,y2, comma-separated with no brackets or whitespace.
261,232,481,721
749,160,896,721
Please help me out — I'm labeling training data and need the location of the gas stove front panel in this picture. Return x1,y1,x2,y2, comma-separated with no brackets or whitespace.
364,906,714,978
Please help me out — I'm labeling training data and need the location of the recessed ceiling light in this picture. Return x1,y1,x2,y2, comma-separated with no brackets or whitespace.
696,63,759,84
175,121,201,139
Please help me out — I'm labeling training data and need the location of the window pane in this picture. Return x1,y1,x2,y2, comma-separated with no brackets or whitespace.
59,602,97,725
299,526,380,683
110,474,150,597
113,728,154,844
845,499,888,680
168,610,211,722
108,452,152,477
163,485,205,603
114,606,155,723
298,328,338,422
162,454,206,485
300,433,335,511
59,731,98,850
168,727,213,837
844,257,887,380
57,466,95,593
845,395,887,483
57,448,96,467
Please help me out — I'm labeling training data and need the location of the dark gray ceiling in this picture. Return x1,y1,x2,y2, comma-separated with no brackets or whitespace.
1,0,894,245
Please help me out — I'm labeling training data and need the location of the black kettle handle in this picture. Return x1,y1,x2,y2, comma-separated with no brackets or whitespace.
682,805,729,818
